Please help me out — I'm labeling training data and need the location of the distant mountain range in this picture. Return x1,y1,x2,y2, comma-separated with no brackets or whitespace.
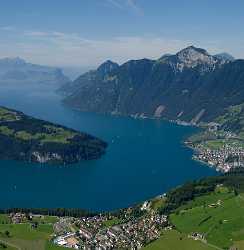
61,66,95,81
61,46,244,124
0,57,70,86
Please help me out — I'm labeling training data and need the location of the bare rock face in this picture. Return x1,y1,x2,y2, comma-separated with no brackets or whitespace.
176,46,219,71
191,109,206,125
154,105,165,118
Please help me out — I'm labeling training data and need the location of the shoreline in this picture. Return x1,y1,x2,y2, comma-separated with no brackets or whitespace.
68,105,221,173
184,142,221,173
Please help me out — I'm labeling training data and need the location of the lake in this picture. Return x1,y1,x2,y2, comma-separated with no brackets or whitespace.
0,83,216,211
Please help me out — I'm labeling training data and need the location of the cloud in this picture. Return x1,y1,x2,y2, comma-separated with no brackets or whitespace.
24,31,50,37
0,28,231,67
106,0,143,15
0,28,191,66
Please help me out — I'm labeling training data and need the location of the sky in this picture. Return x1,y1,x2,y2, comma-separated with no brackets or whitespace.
0,0,244,67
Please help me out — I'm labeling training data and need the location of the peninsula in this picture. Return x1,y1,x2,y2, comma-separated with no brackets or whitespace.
0,106,107,164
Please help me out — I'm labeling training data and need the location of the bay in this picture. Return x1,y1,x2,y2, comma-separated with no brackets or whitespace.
0,83,216,211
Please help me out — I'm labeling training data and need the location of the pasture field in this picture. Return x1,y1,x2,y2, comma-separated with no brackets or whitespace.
142,230,214,250
170,188,244,249
0,217,65,250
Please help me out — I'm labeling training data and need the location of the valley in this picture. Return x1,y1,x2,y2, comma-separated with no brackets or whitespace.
60,46,244,174
1,1,244,249
0,81,215,211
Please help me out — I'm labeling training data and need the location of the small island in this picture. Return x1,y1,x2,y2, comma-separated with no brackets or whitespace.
0,106,107,164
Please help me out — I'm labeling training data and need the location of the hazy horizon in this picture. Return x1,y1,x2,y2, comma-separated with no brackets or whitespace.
1,0,244,67
0,46,238,70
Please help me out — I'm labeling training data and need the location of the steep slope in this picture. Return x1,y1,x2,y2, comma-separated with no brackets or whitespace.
62,46,242,123
215,103,244,135
184,60,244,122
0,57,70,86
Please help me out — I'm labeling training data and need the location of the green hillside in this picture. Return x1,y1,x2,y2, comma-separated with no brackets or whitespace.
143,230,214,250
0,106,107,164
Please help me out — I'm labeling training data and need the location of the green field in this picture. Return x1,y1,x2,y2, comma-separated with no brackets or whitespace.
0,214,11,224
0,240,17,249
234,240,244,250
151,197,166,211
45,242,68,250
202,138,244,150
0,108,18,122
31,216,59,225
170,188,244,249
0,126,14,136
102,218,122,228
143,230,214,250
0,107,77,144
14,128,76,144
204,139,226,150
0,216,65,250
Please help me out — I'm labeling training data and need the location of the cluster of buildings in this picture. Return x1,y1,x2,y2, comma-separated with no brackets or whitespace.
189,232,206,243
9,212,46,224
193,144,244,173
9,212,26,224
53,211,168,250
54,232,79,249
208,199,222,208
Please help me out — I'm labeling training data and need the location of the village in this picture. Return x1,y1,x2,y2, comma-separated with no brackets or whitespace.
193,143,244,173
2,178,244,250
53,202,169,249
185,122,244,173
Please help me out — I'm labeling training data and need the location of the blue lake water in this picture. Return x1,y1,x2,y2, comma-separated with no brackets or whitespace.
0,83,217,211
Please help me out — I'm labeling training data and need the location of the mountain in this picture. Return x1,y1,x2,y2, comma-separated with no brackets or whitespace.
215,52,235,62
159,46,223,73
0,57,70,85
0,106,107,164
59,60,119,96
62,46,242,123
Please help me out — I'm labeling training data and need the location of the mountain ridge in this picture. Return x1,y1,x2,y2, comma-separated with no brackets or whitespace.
61,46,240,124
0,57,70,86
